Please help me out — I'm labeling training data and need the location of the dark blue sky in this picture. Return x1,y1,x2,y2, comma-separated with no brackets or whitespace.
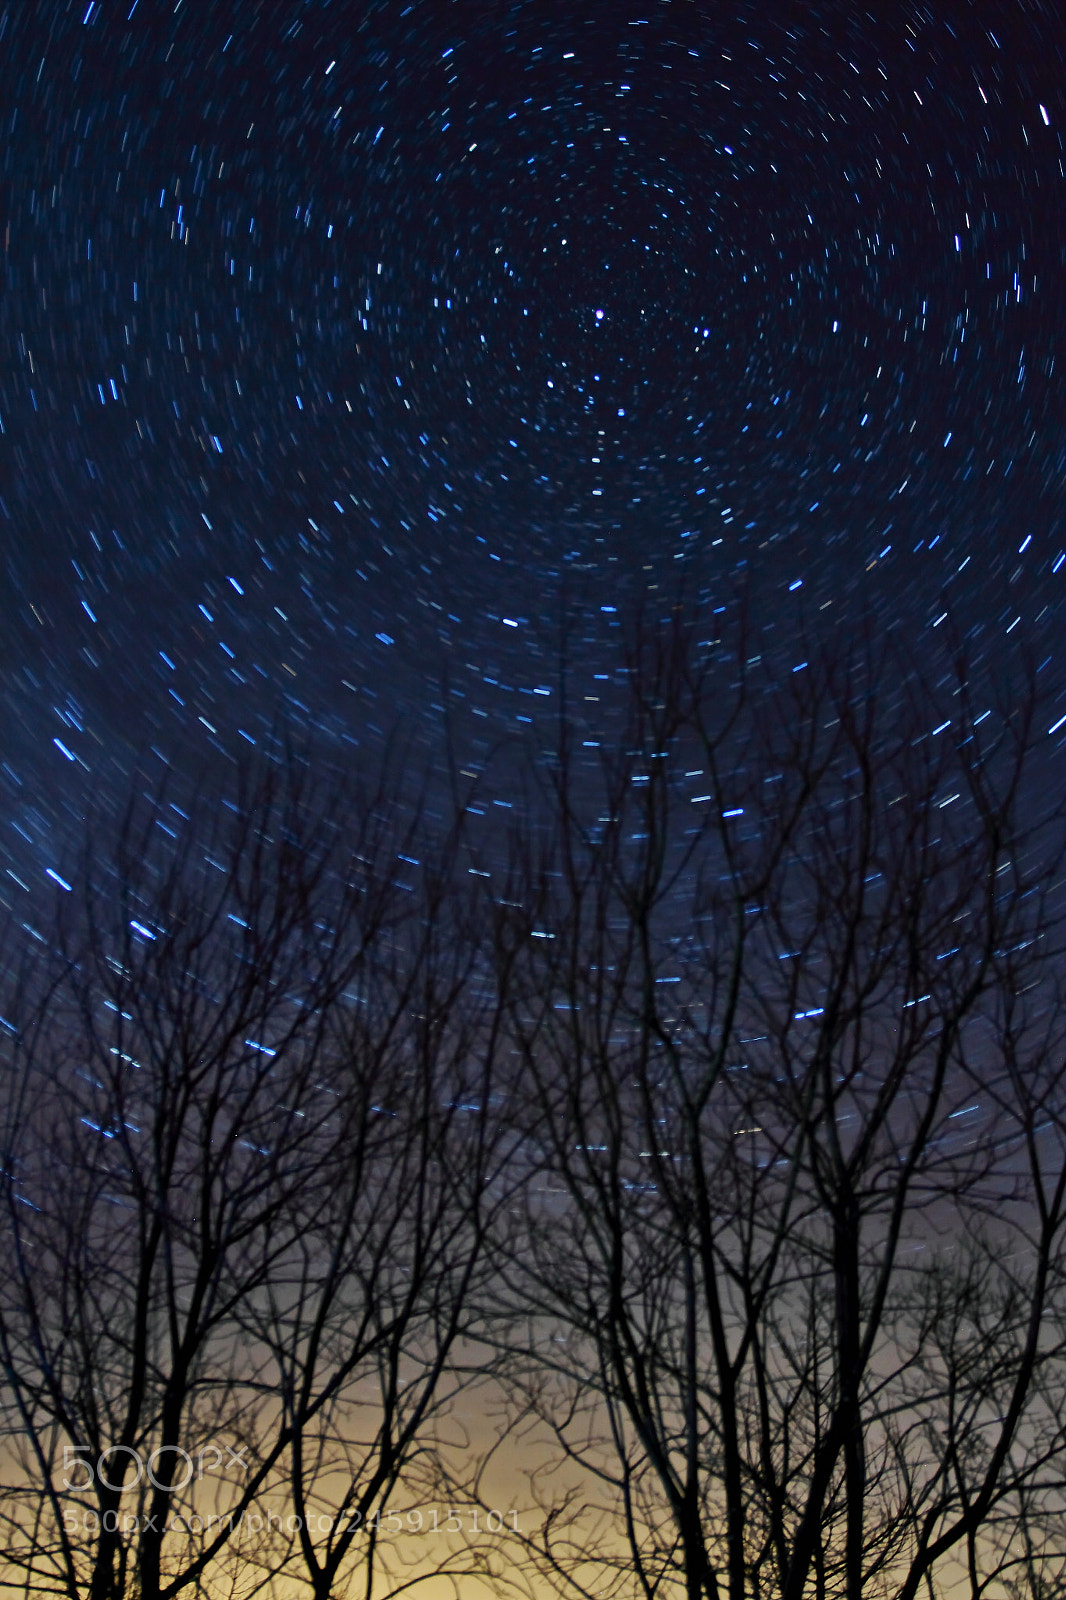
2,0,1065,903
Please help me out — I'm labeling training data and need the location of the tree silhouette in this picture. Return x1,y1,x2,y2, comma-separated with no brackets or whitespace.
472,625,1066,1600
0,757,514,1600
4,623,1066,1600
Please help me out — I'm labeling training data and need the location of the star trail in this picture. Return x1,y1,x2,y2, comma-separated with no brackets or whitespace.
2,0,1065,898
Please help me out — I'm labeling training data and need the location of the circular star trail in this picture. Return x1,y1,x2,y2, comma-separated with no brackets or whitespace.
2,0,1066,897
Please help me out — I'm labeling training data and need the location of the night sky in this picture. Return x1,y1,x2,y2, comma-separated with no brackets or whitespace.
3,0,1066,903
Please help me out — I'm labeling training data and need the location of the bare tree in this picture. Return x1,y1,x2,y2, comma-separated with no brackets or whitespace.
6,624,1066,1600
0,756,515,1600
236,838,524,1600
470,624,1066,1600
